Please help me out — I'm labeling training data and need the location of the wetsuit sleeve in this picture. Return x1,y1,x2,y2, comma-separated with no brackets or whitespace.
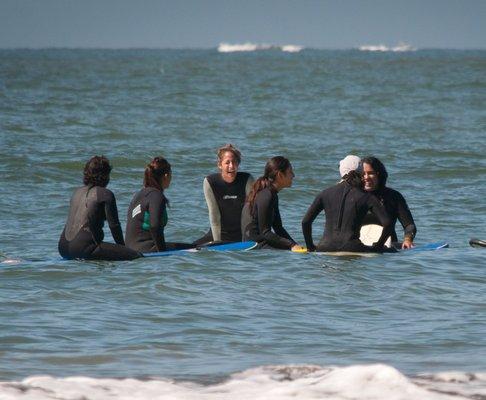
395,191,417,241
203,177,221,242
302,193,324,251
256,190,295,250
367,195,392,248
148,191,166,251
273,205,296,246
103,189,125,245
245,175,255,197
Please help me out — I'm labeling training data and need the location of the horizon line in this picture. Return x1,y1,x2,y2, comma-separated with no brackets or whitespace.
1,45,485,51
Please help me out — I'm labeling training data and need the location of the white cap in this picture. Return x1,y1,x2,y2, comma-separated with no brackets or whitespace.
339,155,361,177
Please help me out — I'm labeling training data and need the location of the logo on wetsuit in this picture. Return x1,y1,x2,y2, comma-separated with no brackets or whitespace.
223,195,238,200
132,204,141,218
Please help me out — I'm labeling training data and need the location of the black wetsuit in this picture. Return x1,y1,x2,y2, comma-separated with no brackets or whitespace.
302,182,393,252
194,172,253,245
58,185,140,261
362,187,417,243
241,187,296,250
125,187,192,253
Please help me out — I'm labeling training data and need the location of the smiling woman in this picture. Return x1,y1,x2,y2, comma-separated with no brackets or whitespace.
194,144,254,245
361,156,417,249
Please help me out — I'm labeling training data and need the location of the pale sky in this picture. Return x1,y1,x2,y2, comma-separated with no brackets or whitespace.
1,0,485,49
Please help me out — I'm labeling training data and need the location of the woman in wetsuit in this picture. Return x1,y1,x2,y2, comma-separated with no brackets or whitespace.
301,170,393,253
194,144,254,245
58,156,140,261
361,157,417,249
241,156,304,251
125,157,193,253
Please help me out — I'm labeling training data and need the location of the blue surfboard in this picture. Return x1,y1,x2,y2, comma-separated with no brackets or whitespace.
403,242,449,252
142,241,258,257
206,241,258,251
140,240,447,258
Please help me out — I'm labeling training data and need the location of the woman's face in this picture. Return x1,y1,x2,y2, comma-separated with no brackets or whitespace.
218,151,239,183
277,165,295,189
161,171,172,190
362,163,379,192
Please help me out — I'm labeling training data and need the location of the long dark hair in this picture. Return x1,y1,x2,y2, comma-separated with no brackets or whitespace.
83,155,112,187
144,156,171,191
343,170,363,189
246,156,291,216
361,156,388,190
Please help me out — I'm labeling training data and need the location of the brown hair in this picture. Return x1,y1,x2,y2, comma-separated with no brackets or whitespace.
246,156,291,216
83,155,112,187
217,144,241,165
144,156,171,191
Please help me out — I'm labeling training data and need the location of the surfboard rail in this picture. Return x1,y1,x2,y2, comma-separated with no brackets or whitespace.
142,241,258,257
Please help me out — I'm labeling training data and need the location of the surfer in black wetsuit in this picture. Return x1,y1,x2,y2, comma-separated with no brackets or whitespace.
241,156,305,251
58,156,141,261
361,157,417,249
125,157,193,253
194,144,254,245
302,170,393,253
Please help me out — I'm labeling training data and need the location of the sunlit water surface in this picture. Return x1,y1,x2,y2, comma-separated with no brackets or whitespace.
0,48,485,399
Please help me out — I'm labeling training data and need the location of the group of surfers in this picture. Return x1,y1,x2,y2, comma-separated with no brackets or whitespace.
58,144,417,261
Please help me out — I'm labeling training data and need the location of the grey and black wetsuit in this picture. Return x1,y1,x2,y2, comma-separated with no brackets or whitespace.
125,187,192,253
302,182,393,252
58,185,140,260
194,172,254,244
362,187,417,244
241,187,296,250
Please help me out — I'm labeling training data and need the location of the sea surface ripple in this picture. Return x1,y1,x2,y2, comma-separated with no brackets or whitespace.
0,48,485,398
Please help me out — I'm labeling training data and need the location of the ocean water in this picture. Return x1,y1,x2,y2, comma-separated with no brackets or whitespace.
0,47,485,399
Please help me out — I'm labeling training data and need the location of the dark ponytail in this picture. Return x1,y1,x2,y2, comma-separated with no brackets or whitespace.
144,156,171,192
246,156,291,216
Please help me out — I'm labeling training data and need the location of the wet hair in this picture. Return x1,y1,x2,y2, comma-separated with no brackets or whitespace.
342,170,363,189
361,156,388,190
217,144,241,165
144,156,171,191
246,156,291,216
83,155,112,187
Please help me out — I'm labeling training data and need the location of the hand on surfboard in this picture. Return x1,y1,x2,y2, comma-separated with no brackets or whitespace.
401,238,414,250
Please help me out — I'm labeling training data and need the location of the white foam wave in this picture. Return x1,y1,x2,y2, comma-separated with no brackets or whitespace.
281,45,303,53
1,364,485,400
217,42,303,53
218,42,272,52
1,258,22,265
359,42,416,52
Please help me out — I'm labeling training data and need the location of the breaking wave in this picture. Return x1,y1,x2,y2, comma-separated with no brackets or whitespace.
1,364,485,399
218,42,303,53
359,42,416,52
